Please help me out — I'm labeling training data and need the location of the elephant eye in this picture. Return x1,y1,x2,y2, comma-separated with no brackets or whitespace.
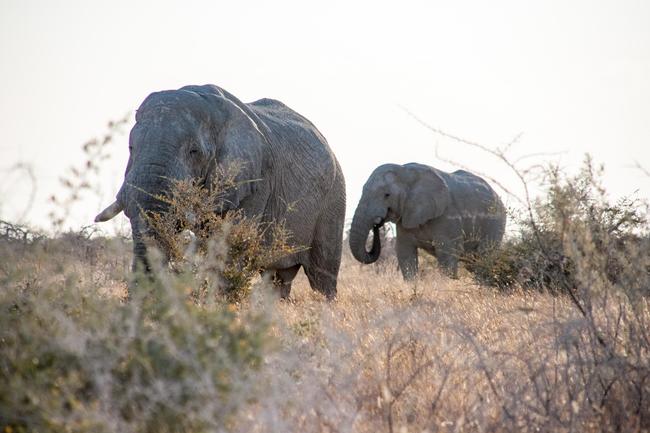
384,193,391,198
189,148,199,155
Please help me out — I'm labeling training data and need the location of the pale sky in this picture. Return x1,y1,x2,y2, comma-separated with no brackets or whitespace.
1,0,649,232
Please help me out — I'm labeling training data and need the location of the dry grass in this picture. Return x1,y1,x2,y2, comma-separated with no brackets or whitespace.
2,119,648,431
259,251,649,432
0,233,269,433
242,256,582,432
1,224,648,432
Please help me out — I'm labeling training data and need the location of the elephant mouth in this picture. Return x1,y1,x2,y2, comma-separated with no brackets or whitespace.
373,216,385,228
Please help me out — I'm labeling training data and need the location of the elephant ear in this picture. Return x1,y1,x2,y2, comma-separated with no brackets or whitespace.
182,85,269,208
401,168,450,229
217,102,267,205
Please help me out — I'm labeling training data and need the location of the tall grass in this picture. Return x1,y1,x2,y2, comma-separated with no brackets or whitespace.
0,229,270,433
1,120,648,431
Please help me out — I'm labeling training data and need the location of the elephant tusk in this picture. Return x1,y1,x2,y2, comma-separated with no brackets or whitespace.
94,200,124,222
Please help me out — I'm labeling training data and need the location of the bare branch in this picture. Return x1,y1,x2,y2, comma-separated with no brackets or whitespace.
514,151,566,164
434,143,524,204
634,161,650,177
1,162,38,222
50,113,130,231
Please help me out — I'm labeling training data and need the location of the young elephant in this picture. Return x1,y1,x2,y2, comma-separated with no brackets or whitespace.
349,163,506,279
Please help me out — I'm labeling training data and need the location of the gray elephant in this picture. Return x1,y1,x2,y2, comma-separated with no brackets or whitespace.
349,163,506,279
95,84,346,299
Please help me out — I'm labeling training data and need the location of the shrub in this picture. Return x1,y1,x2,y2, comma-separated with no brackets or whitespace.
0,219,44,244
142,165,298,303
469,157,649,295
1,164,289,432
0,233,270,433
459,157,650,430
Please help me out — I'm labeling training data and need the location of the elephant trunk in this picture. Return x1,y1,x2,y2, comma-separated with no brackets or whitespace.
349,205,381,264
122,163,177,272
130,218,151,272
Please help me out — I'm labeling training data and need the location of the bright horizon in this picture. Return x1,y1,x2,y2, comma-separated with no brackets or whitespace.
1,0,649,232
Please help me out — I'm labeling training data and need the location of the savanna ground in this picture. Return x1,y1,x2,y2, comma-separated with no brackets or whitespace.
2,221,648,433
1,121,649,432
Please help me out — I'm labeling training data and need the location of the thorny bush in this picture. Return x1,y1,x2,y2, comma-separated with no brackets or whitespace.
0,228,271,433
143,164,298,303
468,157,649,295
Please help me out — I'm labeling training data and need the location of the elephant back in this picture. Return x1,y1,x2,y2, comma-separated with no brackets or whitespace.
448,170,505,217
248,98,340,196
246,98,344,241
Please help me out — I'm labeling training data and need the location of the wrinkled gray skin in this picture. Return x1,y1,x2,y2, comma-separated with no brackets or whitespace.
350,163,506,279
96,84,345,299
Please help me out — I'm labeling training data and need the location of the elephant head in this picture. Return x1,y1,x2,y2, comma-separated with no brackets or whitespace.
95,85,268,271
349,163,450,264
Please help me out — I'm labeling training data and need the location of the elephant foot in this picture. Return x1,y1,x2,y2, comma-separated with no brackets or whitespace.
322,290,337,302
438,265,459,279
275,283,291,300
271,265,301,300
314,283,337,301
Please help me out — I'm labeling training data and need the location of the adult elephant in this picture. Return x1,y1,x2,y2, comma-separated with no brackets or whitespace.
349,163,506,280
95,84,346,299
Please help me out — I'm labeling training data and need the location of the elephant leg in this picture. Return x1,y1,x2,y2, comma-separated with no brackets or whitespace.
304,203,344,300
303,263,338,300
272,264,301,299
435,238,461,278
304,238,342,300
396,235,419,280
